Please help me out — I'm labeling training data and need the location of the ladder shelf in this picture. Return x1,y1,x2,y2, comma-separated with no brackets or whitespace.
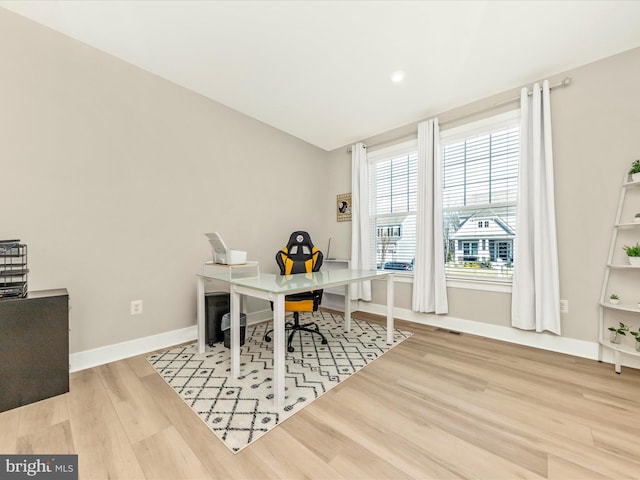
599,173,640,373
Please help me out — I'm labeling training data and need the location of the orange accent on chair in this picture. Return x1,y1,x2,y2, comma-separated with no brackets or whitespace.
265,231,327,352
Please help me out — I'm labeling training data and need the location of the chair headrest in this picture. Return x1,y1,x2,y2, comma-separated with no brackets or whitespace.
285,231,315,252
277,231,323,274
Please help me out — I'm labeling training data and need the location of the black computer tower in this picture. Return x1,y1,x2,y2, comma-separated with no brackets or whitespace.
205,292,230,346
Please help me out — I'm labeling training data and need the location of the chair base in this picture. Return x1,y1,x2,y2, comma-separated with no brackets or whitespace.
264,312,328,352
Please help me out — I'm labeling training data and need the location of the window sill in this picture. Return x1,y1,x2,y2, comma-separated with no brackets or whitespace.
446,277,512,293
379,271,512,293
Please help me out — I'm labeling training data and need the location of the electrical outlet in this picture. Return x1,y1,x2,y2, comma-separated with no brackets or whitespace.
559,299,568,314
130,300,143,315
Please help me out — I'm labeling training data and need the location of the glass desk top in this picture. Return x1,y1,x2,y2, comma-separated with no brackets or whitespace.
200,268,391,295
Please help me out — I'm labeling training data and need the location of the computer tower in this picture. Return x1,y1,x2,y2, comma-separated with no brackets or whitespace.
205,292,230,346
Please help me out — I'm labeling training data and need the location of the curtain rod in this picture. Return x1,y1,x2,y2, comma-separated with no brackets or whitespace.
346,77,571,154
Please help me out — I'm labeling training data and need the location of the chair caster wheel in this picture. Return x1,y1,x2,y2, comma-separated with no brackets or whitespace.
321,339,328,344
288,346,295,353
265,335,271,342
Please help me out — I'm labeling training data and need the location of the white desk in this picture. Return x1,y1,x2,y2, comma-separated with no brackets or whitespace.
197,268,394,409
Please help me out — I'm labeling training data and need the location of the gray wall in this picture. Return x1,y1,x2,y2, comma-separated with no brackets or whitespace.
3,6,639,356
326,47,640,344
0,9,331,354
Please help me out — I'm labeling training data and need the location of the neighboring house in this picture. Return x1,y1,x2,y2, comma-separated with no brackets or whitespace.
376,223,415,271
451,215,514,263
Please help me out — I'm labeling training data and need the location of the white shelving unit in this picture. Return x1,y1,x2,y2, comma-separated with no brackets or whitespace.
202,261,260,281
599,175,640,373
321,259,353,311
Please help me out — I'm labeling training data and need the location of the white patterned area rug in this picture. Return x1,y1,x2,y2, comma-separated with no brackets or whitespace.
147,311,411,453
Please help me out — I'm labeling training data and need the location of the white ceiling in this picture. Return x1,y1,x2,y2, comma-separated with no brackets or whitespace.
2,0,640,151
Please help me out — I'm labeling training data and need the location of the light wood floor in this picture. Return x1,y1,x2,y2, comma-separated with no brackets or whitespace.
2,313,640,480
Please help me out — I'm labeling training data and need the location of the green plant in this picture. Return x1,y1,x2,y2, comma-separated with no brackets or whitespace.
623,243,640,257
635,213,640,218
610,294,619,300
608,322,629,336
630,160,640,175
631,330,640,343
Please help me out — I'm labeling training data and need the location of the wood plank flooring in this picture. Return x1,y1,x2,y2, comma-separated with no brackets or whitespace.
2,312,640,479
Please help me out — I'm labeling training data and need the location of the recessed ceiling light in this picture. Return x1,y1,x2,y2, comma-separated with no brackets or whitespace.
391,70,405,83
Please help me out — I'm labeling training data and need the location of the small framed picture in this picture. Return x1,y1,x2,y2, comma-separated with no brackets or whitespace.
337,193,352,222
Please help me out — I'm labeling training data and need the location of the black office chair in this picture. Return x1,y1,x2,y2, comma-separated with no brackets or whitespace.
264,231,327,352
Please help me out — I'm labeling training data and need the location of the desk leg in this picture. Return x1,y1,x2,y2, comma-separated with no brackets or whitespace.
273,294,285,409
344,284,352,333
231,287,241,378
197,277,205,353
387,274,394,345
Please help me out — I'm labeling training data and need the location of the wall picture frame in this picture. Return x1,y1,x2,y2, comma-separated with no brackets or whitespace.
337,193,352,222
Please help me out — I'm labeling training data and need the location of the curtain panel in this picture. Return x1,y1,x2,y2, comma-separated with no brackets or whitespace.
511,81,561,335
350,143,372,300
412,119,448,314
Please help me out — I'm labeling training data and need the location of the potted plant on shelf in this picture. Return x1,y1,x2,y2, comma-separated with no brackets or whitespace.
608,322,629,344
634,213,640,224
623,243,640,266
609,294,620,305
630,330,640,352
630,160,640,182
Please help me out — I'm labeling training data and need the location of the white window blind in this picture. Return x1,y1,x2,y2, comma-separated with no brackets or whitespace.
441,111,520,280
368,140,417,272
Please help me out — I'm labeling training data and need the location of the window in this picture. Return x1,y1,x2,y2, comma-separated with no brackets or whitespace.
377,225,402,239
365,111,519,283
462,241,479,258
368,140,417,272
440,110,520,281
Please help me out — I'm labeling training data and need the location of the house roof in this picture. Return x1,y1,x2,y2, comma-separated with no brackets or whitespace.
452,215,515,240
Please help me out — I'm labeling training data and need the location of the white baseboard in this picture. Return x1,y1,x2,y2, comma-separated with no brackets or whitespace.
70,309,273,373
358,302,640,370
69,325,197,372
70,305,640,373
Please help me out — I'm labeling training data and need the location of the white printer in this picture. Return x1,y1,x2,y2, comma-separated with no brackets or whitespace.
205,232,247,265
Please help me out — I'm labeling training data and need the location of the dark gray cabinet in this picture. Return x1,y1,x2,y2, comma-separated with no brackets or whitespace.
0,289,69,412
